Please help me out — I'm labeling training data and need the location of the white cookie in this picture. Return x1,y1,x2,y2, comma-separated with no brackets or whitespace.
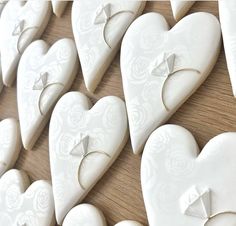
141,124,236,226
0,0,51,86
115,221,144,226
52,0,68,17
219,0,236,97
0,62,2,94
0,169,55,226
121,12,221,154
0,118,21,177
0,0,6,14
63,204,107,226
62,204,143,226
72,0,146,93
170,0,195,21
17,38,78,150
0,0,6,94
49,92,128,224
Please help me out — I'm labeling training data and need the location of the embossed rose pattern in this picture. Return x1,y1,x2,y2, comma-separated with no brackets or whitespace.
0,170,55,226
49,92,128,224
121,12,221,153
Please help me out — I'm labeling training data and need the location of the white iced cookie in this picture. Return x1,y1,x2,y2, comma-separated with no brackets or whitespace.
0,0,6,94
62,204,107,226
115,221,144,226
0,169,55,226
52,0,68,17
0,0,6,14
0,118,21,177
141,124,236,226
62,204,143,226
170,0,195,21
0,63,2,94
0,0,51,86
72,0,146,93
121,12,221,154
49,92,128,224
219,0,236,97
17,38,78,150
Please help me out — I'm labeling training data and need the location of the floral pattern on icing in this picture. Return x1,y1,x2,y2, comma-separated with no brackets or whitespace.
49,92,128,224
121,12,221,154
0,170,55,226
17,39,78,149
141,125,236,226
72,0,145,92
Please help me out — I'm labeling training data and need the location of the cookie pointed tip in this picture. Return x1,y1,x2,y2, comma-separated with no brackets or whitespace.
84,79,96,94
132,142,144,155
55,204,67,225
133,149,142,155
22,135,34,151
3,76,14,87
233,89,236,98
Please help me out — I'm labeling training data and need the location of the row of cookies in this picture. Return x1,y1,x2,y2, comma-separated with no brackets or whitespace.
0,0,236,226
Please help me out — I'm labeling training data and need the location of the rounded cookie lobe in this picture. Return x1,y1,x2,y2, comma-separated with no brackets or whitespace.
141,124,236,226
63,204,107,226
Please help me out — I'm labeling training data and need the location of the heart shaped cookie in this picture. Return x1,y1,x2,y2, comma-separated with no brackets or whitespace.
0,0,51,86
170,0,195,21
52,0,68,17
72,0,146,93
121,12,221,154
63,204,143,226
219,0,236,97
0,169,55,226
141,124,236,226
0,118,21,177
49,92,128,224
17,38,78,150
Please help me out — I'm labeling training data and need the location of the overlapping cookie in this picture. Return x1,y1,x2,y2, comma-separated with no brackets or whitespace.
121,12,221,154
0,169,55,226
72,0,146,93
0,0,51,86
49,92,128,224
17,38,78,150
141,125,236,226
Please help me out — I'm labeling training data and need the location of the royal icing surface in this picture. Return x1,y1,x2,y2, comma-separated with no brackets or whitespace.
0,169,55,226
17,38,78,150
219,0,236,97
63,204,143,226
51,0,68,17
141,125,236,226
170,0,195,21
49,92,128,224
0,0,51,86
72,0,146,93
121,12,221,154
0,0,6,93
0,118,21,177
